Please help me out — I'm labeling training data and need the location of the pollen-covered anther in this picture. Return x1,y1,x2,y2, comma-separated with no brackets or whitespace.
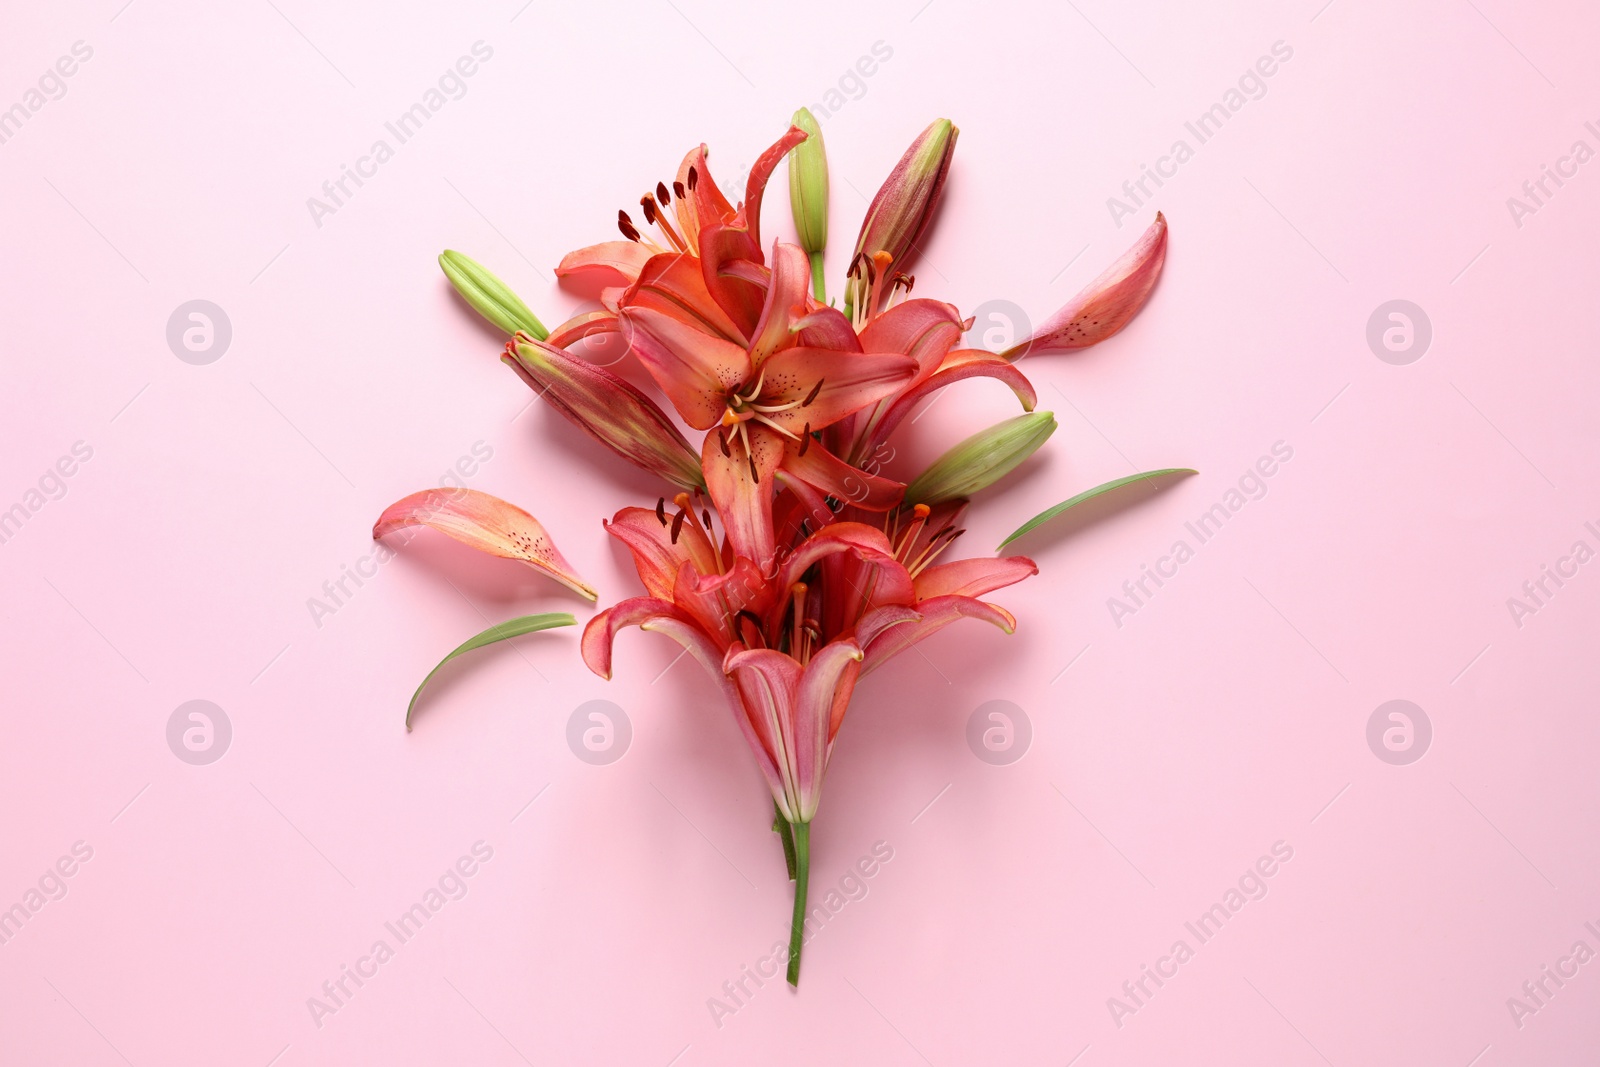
800,379,825,408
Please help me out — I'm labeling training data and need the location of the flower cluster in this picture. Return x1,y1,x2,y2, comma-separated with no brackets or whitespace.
376,113,1172,984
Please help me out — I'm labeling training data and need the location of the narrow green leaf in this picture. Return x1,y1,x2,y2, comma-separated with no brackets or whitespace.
997,468,1197,550
407,613,576,730
438,250,547,339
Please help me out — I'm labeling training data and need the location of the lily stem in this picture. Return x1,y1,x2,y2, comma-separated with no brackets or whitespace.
809,250,827,304
773,805,797,881
786,820,810,986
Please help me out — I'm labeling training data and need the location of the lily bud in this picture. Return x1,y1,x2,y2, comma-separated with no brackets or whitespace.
787,108,829,297
904,411,1055,505
506,336,705,491
439,250,547,339
845,118,958,318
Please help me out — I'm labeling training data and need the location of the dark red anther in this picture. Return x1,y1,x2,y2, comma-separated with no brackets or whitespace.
717,430,731,457
670,509,686,544
656,182,670,206
656,497,668,525
640,196,658,224
747,453,759,481
801,379,824,408
673,180,686,199
797,423,811,457
687,166,699,190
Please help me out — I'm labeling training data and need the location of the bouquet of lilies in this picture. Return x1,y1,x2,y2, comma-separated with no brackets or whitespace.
374,112,1181,985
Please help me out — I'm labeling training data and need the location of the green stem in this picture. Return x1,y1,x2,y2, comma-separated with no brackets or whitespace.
808,250,827,304
786,821,810,986
773,805,797,881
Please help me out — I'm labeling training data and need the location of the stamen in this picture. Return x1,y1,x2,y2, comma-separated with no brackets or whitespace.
790,582,807,658
801,379,824,407
656,497,668,525
797,423,811,457
687,165,699,191
670,509,686,544
640,196,659,224
673,180,686,199
895,503,932,560
656,182,671,206
906,523,958,573
717,430,731,457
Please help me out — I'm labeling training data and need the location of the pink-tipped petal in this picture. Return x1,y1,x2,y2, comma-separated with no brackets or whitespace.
1005,212,1167,358
793,639,864,818
555,241,656,287
792,306,863,352
912,555,1038,601
374,488,597,600
545,310,621,347
857,298,965,381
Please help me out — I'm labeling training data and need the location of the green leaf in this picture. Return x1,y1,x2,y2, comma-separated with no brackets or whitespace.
438,250,547,339
407,613,575,730
997,468,1197,550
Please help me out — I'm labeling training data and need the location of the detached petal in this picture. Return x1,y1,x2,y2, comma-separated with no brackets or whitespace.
555,241,656,288
1005,212,1167,358
913,555,1038,601
505,337,704,489
374,488,597,600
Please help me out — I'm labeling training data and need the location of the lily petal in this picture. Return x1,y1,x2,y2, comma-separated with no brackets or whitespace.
740,124,809,252
555,241,657,288
1004,212,1167,358
861,594,1017,675
865,347,1038,454
619,306,750,430
373,488,597,600
724,646,803,821
781,433,905,512
749,242,812,367
755,347,917,434
913,555,1038,600
505,337,704,489
702,423,784,568
794,639,864,818
674,143,736,250
545,310,620,348
603,507,718,599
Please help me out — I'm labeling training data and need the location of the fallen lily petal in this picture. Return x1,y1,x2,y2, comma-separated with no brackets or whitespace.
904,411,1057,505
997,467,1198,549
438,250,546,339
505,335,705,491
1003,212,1168,359
406,613,575,730
373,487,597,600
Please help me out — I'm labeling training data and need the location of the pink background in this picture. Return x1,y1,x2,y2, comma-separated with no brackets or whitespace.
3,0,1598,1063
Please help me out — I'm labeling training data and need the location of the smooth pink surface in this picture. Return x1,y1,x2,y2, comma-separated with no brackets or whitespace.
3,1,1597,1064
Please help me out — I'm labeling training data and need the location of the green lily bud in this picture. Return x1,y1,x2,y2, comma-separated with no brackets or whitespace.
787,108,829,301
904,411,1056,505
439,250,547,339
